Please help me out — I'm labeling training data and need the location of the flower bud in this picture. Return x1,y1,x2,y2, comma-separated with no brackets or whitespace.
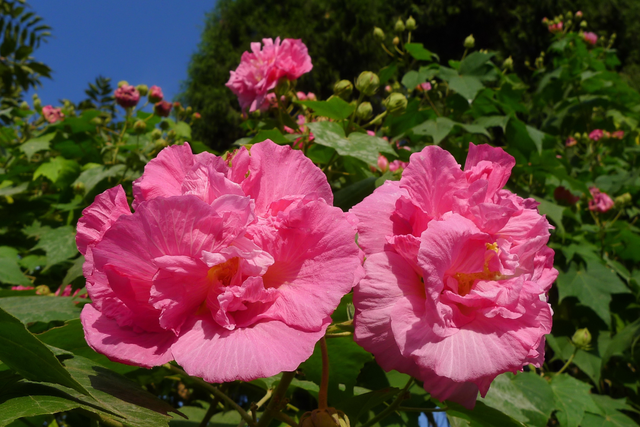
356,102,373,120
405,16,417,31
167,129,177,140
464,34,475,49
148,85,164,103
575,11,583,18
392,36,400,46
307,92,317,101
542,17,549,25
136,84,149,96
333,80,353,99
300,408,350,427
193,112,201,120
35,285,51,296
502,56,514,71
33,97,42,111
383,92,408,115
73,181,85,195
133,120,147,134
572,328,592,350
614,192,632,207
580,20,588,28
151,128,162,140
373,27,385,42
377,154,389,172
114,85,140,109
117,80,129,88
154,138,168,151
394,18,405,33
159,120,170,130
355,71,380,96
154,101,173,117
90,117,103,126
19,101,30,110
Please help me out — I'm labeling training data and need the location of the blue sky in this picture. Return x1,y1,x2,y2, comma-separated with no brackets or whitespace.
25,0,216,108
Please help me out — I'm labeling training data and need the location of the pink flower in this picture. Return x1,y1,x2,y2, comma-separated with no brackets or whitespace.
565,137,577,147
417,82,432,92
306,92,317,101
148,85,164,103
54,284,88,299
296,91,307,101
575,11,583,18
76,140,362,382
385,85,392,93
11,285,34,291
377,155,389,172
349,143,556,409
548,22,563,33
611,130,624,139
583,32,598,46
114,85,140,109
226,38,313,113
554,186,580,205
588,187,614,212
589,129,603,141
154,101,173,117
42,105,65,124
388,159,409,172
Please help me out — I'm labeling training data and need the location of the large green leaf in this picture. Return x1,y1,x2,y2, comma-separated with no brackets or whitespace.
0,296,81,324
551,373,600,427
602,318,640,364
448,75,484,101
248,129,289,145
0,247,31,286
412,117,455,144
20,132,54,160
33,156,80,186
404,43,434,61
297,97,355,120
459,52,495,76
0,307,90,397
336,387,401,424
32,225,78,271
534,197,566,235
447,401,525,427
557,261,630,326
72,164,127,196
307,122,386,166
0,382,82,427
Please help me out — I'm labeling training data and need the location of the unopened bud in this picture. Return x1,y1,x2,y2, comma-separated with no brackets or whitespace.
580,20,588,28
73,181,85,195
333,80,353,99
383,92,408,115
192,112,201,120
394,18,405,33
300,408,350,427
575,11,583,18
136,84,149,96
33,98,41,111
159,120,170,130
355,71,380,96
614,192,632,206
19,101,30,110
154,138,168,151
35,285,51,296
90,117,103,126
117,80,129,88
392,36,400,46
373,27,385,42
405,16,417,31
542,17,549,24
502,56,514,71
151,128,162,140
133,120,147,134
167,129,177,140
572,328,592,350
464,34,475,49
356,102,373,120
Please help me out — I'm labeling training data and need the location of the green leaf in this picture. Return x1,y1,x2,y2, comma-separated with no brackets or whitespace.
20,132,54,160
573,349,602,386
480,372,554,427
297,97,355,120
551,373,600,427
32,225,78,271
336,387,401,424
0,383,82,427
0,296,81,324
534,197,566,235
404,43,434,61
378,61,398,84
446,401,525,427
448,75,484,101
174,122,192,140
333,177,377,211
0,181,28,198
602,318,640,364
459,52,495,76
580,412,639,427
307,122,382,166
248,129,289,145
474,115,510,132
0,246,31,286
348,132,395,156
412,117,455,144
72,164,126,196
62,256,85,286
0,306,91,396
32,156,80,186
300,336,373,402
505,119,549,155
557,261,629,326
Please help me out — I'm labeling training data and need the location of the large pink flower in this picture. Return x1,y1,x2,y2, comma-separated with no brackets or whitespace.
349,143,556,409
226,38,313,113
77,140,362,382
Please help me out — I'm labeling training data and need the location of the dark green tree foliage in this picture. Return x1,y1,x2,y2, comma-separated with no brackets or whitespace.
183,0,640,151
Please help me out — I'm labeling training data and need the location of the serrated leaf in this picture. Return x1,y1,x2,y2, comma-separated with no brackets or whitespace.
404,43,434,61
551,373,600,427
0,307,91,397
557,262,629,326
33,156,80,185
72,164,126,196
474,115,510,132
62,256,84,286
0,246,31,286
20,133,53,159
412,117,455,144
534,197,565,235
602,318,640,364
448,75,484,102
0,296,81,324
32,225,78,271
459,52,495,76
297,97,355,120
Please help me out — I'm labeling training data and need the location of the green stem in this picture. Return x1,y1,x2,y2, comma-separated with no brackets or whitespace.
360,378,413,427
199,397,221,427
256,371,296,427
380,42,395,58
557,348,577,375
237,389,273,427
346,93,365,135
273,411,300,427
163,364,256,427
319,337,330,410
424,92,441,117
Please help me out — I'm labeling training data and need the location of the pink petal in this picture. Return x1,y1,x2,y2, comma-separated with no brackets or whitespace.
464,143,515,198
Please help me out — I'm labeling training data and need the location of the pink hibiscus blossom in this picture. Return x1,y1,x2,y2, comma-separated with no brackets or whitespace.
349,143,556,409
588,187,614,212
114,84,140,109
589,129,604,141
77,140,362,383
548,22,563,33
226,38,313,113
42,105,65,123
582,32,598,46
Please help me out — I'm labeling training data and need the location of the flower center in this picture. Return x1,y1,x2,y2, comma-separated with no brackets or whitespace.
207,257,240,287
453,242,500,296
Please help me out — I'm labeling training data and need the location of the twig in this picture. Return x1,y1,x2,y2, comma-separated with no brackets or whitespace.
256,371,296,427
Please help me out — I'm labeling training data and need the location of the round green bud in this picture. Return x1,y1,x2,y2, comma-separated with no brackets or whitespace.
167,129,177,140
151,128,162,140
464,34,475,49
154,138,168,151
572,328,592,350
405,16,417,31
117,80,129,88
355,71,380,96
73,181,85,195
383,92,408,116
19,101,30,110
90,117,103,126
159,120,170,131
133,120,147,134
502,56,514,71
580,20,588,28
356,102,373,120
574,132,581,139
392,36,400,46
394,18,405,33
136,84,149,96
333,80,353,99
614,192,632,206
373,27,385,42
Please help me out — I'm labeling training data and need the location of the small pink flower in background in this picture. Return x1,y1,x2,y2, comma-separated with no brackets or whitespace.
114,85,140,109
11,285,34,291
385,85,392,93
154,101,173,117
377,154,389,172
417,82,432,92
226,38,313,113
548,22,563,33
54,285,88,299
42,105,65,123
576,11,583,18
554,186,581,205
388,159,408,172
589,187,614,212
589,129,604,141
306,92,317,101
349,143,556,408
296,91,307,101
565,137,577,147
148,85,164,103
77,140,362,382
582,32,598,46
611,130,624,139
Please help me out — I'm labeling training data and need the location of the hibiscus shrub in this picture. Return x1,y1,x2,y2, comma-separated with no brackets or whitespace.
1,10,640,427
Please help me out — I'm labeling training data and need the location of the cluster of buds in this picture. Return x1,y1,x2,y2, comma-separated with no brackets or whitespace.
374,16,418,53
534,51,545,69
589,129,624,141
